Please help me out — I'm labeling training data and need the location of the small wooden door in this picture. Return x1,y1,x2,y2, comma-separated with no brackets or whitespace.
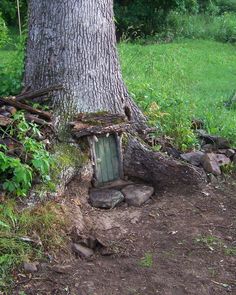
94,135,121,184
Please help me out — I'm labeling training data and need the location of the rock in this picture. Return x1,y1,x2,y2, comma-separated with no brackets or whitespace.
215,154,231,167
23,262,38,273
122,184,154,207
165,147,181,159
201,153,221,176
180,151,205,166
201,144,215,152
201,153,231,176
89,189,124,209
215,137,231,149
197,130,230,149
218,149,235,158
72,243,94,258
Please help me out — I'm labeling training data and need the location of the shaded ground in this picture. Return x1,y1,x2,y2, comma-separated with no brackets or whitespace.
13,177,236,295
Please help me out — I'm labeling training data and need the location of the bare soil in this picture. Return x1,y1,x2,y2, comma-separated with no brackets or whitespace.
13,176,236,295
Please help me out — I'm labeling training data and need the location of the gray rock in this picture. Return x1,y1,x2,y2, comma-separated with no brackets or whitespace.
201,153,231,176
215,154,231,167
198,132,230,149
23,262,38,273
72,243,94,258
180,151,205,166
218,149,235,158
89,189,124,209
122,184,154,207
225,149,235,158
201,144,215,152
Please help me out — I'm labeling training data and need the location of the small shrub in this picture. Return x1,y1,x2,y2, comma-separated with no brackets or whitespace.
0,12,9,48
0,35,25,96
165,11,236,43
0,112,53,197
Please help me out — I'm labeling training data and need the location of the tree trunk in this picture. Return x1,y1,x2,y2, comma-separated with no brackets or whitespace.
24,0,146,128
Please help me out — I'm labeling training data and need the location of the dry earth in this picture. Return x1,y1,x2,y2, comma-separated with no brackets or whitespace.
12,176,236,295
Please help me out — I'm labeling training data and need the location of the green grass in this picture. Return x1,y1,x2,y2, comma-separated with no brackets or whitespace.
0,200,67,290
119,39,236,149
0,49,15,64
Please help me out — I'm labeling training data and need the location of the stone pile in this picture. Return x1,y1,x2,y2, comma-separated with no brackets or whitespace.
180,131,236,176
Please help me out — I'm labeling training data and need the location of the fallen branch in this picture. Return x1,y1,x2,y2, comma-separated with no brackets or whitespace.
15,84,63,101
24,114,51,126
0,97,52,121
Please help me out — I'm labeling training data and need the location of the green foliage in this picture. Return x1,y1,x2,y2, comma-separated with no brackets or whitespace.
165,11,236,43
139,252,153,267
195,235,236,256
119,40,236,150
0,32,25,96
114,0,236,43
0,112,53,197
0,0,28,26
0,150,32,197
0,12,9,48
0,200,67,290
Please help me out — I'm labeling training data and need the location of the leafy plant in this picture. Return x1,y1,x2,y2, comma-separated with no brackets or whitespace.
0,33,25,96
0,112,53,197
0,12,9,48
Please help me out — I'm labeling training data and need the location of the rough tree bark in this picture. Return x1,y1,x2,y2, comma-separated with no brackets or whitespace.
24,0,204,190
24,0,145,128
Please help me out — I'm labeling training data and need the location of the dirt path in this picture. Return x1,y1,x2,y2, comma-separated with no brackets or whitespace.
14,178,236,295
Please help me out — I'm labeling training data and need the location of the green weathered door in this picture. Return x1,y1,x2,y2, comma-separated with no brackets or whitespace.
94,135,120,184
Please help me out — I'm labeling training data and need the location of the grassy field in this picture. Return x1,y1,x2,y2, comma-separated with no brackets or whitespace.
1,39,236,149
119,39,236,149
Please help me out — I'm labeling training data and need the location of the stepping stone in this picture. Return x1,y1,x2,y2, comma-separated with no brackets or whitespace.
89,189,124,209
122,184,154,207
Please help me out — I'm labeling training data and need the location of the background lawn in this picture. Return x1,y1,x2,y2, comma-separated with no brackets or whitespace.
119,39,236,149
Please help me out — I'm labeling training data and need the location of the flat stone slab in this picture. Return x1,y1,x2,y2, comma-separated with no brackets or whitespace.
122,184,154,207
89,189,124,209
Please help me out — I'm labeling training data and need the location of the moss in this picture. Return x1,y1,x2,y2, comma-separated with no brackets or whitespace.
52,143,88,181
122,132,129,148
34,142,89,194
75,111,125,126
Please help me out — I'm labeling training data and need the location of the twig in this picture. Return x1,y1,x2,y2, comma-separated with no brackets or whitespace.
16,84,63,101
